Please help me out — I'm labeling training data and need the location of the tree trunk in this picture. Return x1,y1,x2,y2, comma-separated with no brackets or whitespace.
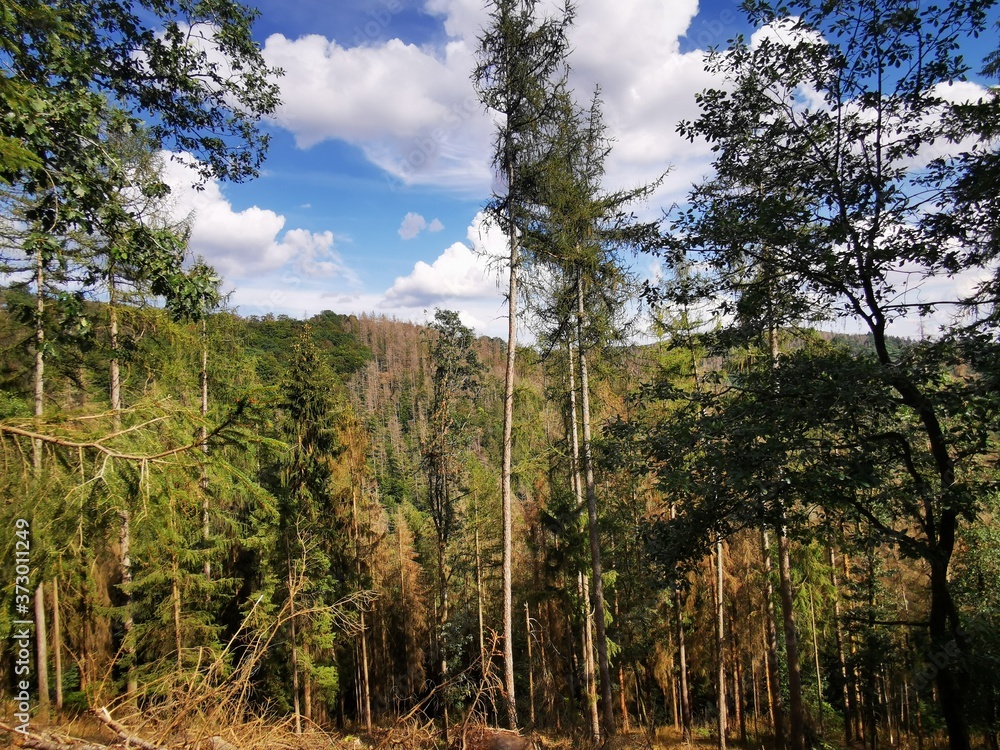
438,538,450,743
777,523,805,750
752,642,761,745
581,572,601,742
351,478,373,734
201,318,211,580
569,340,600,743
526,603,536,726
33,243,44,474
52,578,62,710
841,547,865,743
303,646,312,723
809,587,824,734
476,522,486,675
614,589,629,733
35,583,50,719
716,540,727,750
289,578,302,735
929,557,971,750
120,508,137,697
829,546,854,744
734,614,748,748
173,552,182,670
619,662,630,734
575,275,615,736
109,288,121,426
500,178,518,730
762,529,787,750
675,518,693,744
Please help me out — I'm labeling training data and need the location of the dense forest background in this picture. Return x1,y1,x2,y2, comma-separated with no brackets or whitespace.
1,0,999,749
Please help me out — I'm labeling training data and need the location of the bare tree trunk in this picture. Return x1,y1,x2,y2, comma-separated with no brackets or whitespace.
829,546,854,744
675,516,693,744
620,663,630,733
762,529,787,750
120,508,137,697
809,587,825,734
581,572,601,742
289,579,302,735
109,281,137,698
476,522,486,674
351,479,373,734
614,591,629,733
763,624,775,730
575,276,614,736
35,583,50,720
109,291,120,425
668,629,679,730
201,319,210,580
842,548,865,744
730,648,750,747
752,643,761,745
716,540,727,750
777,523,805,750
526,603,536,726
303,645,312,723
569,340,600,743
733,614,748,749
173,552,182,670
500,184,518,730
33,244,44,474
437,538,450,743
52,578,62,710
80,559,91,693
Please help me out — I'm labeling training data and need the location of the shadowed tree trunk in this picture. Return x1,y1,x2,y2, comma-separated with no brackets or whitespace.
576,275,615,736
762,529,786,750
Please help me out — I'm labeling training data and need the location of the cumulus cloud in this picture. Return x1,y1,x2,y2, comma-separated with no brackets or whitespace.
382,242,491,306
384,211,506,305
398,212,426,239
262,32,492,191
224,212,513,337
161,153,357,284
398,212,446,239
261,0,725,199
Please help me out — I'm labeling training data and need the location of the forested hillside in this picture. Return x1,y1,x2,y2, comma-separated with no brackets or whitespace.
1,0,998,749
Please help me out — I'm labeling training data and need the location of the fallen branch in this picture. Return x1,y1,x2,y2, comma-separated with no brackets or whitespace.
94,707,168,750
0,721,109,750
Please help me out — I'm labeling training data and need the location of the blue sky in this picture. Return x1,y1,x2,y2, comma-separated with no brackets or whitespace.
161,0,995,338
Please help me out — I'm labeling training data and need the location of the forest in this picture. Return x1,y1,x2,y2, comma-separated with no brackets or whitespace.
1,0,998,749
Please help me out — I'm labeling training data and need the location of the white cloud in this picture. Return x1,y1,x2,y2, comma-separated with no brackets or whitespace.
261,0,726,199
369,212,510,335
225,213,513,337
161,153,357,284
398,212,427,240
263,32,493,191
398,212,446,239
384,212,505,307
382,242,489,306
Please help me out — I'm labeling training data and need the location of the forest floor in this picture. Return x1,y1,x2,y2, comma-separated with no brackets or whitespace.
1,713,731,750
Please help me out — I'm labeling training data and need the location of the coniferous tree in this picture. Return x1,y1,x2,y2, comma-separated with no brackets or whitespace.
473,0,574,727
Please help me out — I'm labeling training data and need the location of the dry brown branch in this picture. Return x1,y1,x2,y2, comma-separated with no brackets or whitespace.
0,405,241,462
85,583,374,750
94,708,168,750
0,721,109,750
